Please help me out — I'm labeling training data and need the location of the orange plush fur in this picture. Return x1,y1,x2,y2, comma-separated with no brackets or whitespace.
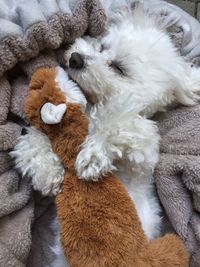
25,67,189,267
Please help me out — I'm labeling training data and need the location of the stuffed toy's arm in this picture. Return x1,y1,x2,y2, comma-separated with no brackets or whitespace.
11,127,65,196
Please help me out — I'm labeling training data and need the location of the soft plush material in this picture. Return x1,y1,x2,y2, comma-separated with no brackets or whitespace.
154,104,200,267
0,0,200,266
0,1,106,266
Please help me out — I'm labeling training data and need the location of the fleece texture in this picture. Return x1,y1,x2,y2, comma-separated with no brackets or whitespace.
0,0,106,266
0,0,200,266
154,104,200,267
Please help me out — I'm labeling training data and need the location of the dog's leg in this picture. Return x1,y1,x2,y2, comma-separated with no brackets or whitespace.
10,127,64,196
76,102,160,181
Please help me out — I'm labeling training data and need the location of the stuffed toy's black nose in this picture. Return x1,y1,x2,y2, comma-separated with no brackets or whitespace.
69,52,84,69
21,127,28,135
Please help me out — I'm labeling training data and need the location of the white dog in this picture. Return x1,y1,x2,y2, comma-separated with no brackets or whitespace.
12,6,200,240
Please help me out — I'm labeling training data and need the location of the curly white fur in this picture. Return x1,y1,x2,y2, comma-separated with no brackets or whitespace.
64,7,200,183
11,6,200,240
76,94,159,181
63,6,200,239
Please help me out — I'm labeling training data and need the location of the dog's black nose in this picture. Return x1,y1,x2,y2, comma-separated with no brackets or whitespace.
69,52,84,69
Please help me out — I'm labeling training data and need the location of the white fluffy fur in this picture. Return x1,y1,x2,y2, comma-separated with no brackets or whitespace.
65,10,199,112
10,127,65,196
64,7,200,185
12,7,200,240
76,94,159,181
63,7,200,239
55,66,87,109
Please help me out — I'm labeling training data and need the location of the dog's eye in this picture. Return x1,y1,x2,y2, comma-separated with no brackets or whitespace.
109,61,124,75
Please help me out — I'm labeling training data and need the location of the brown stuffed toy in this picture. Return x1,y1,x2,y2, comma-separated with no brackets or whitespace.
24,66,189,267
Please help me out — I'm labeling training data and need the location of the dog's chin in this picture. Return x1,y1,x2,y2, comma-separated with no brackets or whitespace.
67,67,79,83
67,67,98,105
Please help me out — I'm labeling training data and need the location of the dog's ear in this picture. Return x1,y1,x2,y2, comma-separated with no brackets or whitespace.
29,68,56,91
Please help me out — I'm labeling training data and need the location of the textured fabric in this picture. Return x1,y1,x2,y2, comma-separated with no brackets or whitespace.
154,105,200,267
0,0,106,266
0,0,200,266
26,193,68,267
144,0,200,60
0,0,106,77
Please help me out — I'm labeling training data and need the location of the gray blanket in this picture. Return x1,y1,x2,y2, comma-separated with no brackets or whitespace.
0,0,105,266
154,105,200,267
1,0,200,266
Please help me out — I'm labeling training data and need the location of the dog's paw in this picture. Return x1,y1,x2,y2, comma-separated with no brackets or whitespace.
76,147,116,181
10,127,64,196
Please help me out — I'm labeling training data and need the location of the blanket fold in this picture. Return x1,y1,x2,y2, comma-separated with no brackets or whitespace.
0,0,106,266
0,0,106,77
1,0,200,266
155,105,200,267
26,193,66,267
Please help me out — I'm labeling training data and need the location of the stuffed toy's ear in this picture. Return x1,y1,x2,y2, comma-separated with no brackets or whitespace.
40,103,67,124
29,68,56,91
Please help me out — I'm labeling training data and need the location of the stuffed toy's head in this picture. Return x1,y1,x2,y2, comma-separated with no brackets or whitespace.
25,66,87,129
25,66,88,170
